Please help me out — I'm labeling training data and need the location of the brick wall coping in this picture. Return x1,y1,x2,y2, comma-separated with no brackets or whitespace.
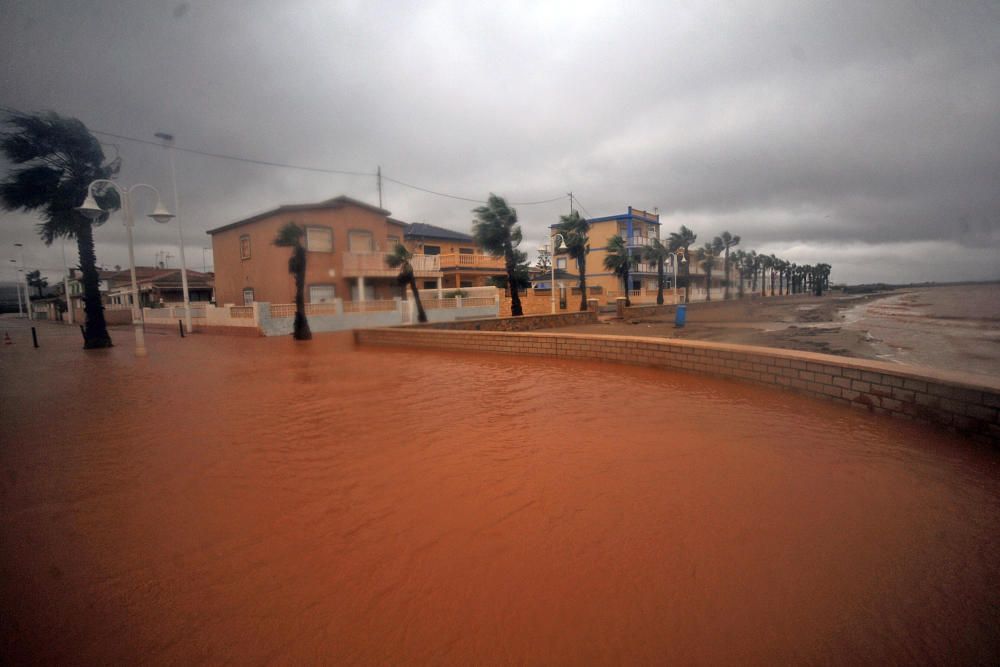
353,328,1000,445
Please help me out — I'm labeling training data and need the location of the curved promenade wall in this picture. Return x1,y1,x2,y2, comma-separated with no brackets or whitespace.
353,328,1000,446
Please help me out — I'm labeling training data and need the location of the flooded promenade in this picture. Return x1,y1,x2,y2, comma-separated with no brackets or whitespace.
2,319,999,663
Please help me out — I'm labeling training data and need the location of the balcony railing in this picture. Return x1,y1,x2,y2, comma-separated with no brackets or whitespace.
342,252,441,278
437,253,505,271
627,236,657,247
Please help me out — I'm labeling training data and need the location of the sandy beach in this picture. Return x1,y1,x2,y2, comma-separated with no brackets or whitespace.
550,284,1000,378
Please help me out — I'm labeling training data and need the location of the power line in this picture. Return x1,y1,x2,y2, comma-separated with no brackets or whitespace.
1,103,573,206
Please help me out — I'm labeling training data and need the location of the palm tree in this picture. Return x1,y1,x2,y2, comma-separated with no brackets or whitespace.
746,250,759,294
603,235,636,306
731,249,747,298
813,263,832,296
715,231,741,300
473,194,524,316
273,222,312,340
667,225,697,303
554,210,590,311
26,269,48,298
695,240,722,301
0,111,119,348
642,238,671,305
759,254,772,296
386,242,428,324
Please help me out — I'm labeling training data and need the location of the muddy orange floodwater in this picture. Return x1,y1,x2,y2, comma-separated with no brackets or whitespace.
2,327,999,664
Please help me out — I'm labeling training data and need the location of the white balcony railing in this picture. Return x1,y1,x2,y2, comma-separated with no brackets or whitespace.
342,252,441,278
437,253,505,271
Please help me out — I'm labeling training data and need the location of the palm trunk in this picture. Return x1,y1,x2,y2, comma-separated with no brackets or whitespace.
623,267,631,307
409,277,427,323
723,249,730,300
656,258,664,305
77,221,113,348
293,246,312,340
505,243,522,316
738,268,745,298
705,267,712,301
577,254,588,311
683,246,691,303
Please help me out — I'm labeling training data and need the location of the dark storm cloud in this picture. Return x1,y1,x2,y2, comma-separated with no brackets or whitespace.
1,0,998,284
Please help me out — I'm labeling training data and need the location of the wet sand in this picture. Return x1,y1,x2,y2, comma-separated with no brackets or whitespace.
2,319,999,663
556,286,1000,377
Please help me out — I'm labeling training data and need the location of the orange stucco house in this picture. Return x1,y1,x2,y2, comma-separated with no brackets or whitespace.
207,196,449,306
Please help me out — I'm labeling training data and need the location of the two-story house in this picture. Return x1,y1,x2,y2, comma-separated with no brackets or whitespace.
403,223,506,290
207,196,444,306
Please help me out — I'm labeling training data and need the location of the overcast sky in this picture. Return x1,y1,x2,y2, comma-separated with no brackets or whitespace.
2,0,998,285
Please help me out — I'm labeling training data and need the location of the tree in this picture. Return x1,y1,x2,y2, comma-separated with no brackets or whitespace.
534,248,551,271
486,249,531,292
554,210,590,311
603,235,636,306
812,263,832,296
473,194,524,316
695,240,722,301
0,111,120,348
273,222,312,340
731,249,747,298
715,231,741,300
642,238,671,305
746,250,759,294
668,225,697,303
768,255,779,296
386,242,428,323
26,269,48,298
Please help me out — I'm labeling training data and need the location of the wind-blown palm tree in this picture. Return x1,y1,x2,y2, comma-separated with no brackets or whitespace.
473,194,524,316
554,210,590,311
642,238,671,305
746,250,759,294
813,263,832,296
603,235,636,306
273,222,312,340
731,249,747,298
386,242,428,323
715,231,741,300
769,255,780,296
0,111,120,348
695,240,722,301
759,254,772,296
26,269,48,298
668,225,697,303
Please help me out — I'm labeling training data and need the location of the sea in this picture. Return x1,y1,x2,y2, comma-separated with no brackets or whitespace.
843,283,1000,378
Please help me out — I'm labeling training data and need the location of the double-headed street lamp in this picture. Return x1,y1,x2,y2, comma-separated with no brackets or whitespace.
670,248,687,305
539,233,567,314
77,181,174,357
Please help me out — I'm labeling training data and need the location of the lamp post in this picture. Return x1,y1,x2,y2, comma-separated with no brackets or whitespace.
9,259,23,317
671,248,687,305
77,180,174,357
155,133,192,333
545,233,567,314
14,243,31,320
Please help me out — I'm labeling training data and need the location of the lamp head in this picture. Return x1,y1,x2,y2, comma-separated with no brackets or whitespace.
77,192,105,220
555,237,567,251
148,200,175,224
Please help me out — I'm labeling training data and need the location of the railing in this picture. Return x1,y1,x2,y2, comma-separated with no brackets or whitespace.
437,253,504,270
230,306,254,319
305,302,340,316
342,252,440,277
627,236,656,247
422,298,457,309
270,304,296,318
342,299,398,313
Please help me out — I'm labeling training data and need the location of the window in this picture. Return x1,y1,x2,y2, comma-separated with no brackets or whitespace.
239,235,251,260
306,226,333,252
423,280,437,290
556,257,568,269
423,244,440,255
242,288,254,305
348,230,374,253
460,281,473,288
387,235,401,249
309,284,336,303
459,247,474,255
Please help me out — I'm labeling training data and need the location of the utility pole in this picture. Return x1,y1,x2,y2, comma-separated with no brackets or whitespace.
568,192,574,216
377,165,383,208
156,132,192,333
10,260,23,317
14,243,31,320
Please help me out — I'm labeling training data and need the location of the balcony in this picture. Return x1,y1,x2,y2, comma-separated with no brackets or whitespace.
437,253,505,271
633,262,675,274
342,252,441,278
627,236,657,248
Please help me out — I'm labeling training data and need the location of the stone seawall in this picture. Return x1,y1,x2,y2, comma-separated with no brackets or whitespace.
409,310,597,332
353,328,1000,446
623,294,815,321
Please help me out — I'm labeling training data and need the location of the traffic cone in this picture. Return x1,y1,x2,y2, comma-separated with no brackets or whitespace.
3,331,11,345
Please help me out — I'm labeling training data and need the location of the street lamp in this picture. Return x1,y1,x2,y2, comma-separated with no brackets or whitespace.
155,132,193,333
78,180,174,357
544,233,567,314
9,259,23,317
670,248,687,305
13,243,31,320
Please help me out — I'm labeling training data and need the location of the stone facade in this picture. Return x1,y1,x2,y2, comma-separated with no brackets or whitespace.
353,329,1000,446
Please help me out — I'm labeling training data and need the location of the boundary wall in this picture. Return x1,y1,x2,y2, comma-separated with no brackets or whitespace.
353,329,1000,446
622,293,816,321
412,310,597,332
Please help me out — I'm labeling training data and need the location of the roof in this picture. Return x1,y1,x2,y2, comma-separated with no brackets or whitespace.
405,222,474,242
104,268,214,288
206,195,391,235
